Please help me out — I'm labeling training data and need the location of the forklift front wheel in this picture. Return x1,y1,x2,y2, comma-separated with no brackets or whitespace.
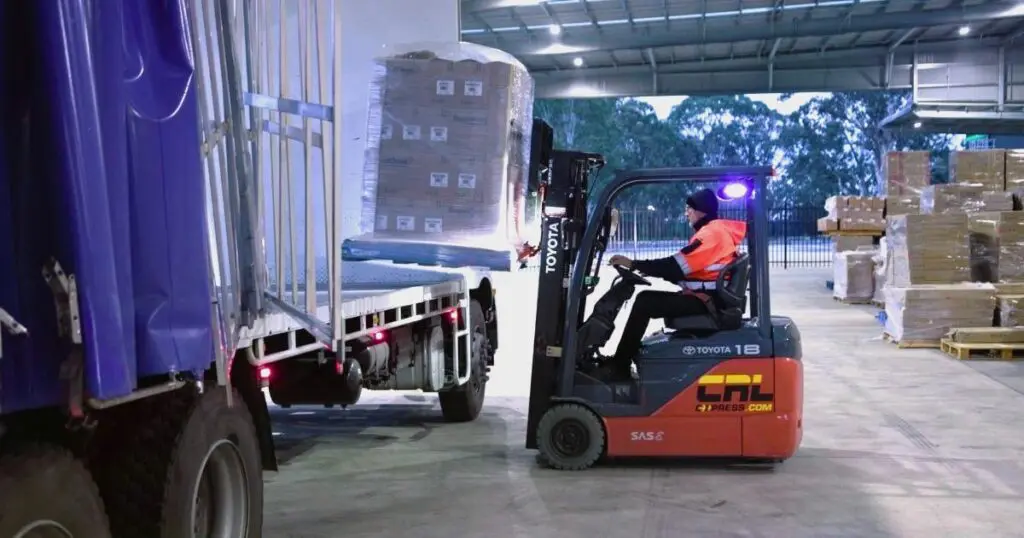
536,404,606,471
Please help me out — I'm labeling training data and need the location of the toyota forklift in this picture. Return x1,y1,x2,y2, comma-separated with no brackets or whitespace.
525,149,805,470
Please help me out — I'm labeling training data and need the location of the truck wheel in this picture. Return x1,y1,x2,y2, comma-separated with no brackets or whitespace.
439,299,489,422
536,404,605,471
94,388,263,537
0,444,112,537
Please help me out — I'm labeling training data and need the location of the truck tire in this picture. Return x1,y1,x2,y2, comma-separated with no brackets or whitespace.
439,299,489,422
0,444,112,537
94,388,263,538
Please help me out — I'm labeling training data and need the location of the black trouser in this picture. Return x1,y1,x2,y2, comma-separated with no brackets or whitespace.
611,290,710,373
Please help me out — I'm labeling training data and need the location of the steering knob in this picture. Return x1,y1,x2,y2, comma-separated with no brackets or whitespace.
612,264,652,286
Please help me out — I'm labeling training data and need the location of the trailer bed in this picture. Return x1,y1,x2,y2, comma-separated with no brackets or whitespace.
238,261,485,356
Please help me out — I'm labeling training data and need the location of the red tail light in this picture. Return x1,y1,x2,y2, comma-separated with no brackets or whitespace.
258,367,272,380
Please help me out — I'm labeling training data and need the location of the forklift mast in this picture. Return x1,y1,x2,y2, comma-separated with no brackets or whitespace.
526,142,606,449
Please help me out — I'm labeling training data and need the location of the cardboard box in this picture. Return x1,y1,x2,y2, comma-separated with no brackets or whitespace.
884,284,996,342
817,217,838,232
833,251,875,301
885,194,920,216
886,214,971,287
919,185,1014,214
999,295,1024,327
832,236,874,252
883,151,931,195
967,211,1024,283
1006,150,1024,190
950,150,1006,191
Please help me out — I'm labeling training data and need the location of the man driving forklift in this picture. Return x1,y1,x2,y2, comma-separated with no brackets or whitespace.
600,188,747,381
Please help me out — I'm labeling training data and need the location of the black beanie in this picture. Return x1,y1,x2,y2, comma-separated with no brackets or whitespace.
686,188,719,218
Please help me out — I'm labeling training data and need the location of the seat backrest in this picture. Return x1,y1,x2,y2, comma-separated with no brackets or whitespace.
715,253,750,312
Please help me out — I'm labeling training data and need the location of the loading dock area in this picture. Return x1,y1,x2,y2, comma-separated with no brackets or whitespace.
263,268,1024,538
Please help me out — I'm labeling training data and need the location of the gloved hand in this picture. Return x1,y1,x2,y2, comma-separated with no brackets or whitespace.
608,255,633,268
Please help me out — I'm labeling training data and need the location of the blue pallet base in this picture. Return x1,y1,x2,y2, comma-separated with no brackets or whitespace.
342,239,517,272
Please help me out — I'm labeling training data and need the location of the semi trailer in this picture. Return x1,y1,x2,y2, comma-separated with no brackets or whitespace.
0,0,500,536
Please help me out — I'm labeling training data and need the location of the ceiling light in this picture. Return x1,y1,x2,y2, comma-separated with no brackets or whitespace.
572,56,584,67
913,121,923,129
549,25,562,36
958,25,970,36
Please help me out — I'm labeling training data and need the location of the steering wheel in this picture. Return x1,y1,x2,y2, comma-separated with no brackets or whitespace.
612,264,651,286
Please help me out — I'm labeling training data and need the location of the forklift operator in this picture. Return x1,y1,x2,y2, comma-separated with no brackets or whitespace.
603,188,747,380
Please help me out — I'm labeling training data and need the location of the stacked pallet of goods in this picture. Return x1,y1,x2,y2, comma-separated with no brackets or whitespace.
821,196,884,303
883,149,1024,357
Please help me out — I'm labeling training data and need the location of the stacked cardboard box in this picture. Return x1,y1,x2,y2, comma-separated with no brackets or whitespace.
920,185,1014,215
885,193,919,217
819,195,885,232
950,150,1006,190
832,236,873,252
1006,150,1024,191
883,284,996,342
360,45,533,246
833,251,875,302
885,213,971,287
884,151,931,195
967,211,1024,283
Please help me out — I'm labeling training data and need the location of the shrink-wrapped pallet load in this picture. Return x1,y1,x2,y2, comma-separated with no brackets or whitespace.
967,211,1024,283
883,151,931,195
885,213,971,287
348,42,535,269
822,195,885,231
833,250,875,302
883,284,996,343
920,185,1014,215
950,150,1006,191
832,235,873,252
1005,150,1024,191
999,295,1024,327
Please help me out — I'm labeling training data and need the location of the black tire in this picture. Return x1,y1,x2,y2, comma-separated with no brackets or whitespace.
439,299,489,422
536,404,605,471
93,388,263,538
0,444,112,537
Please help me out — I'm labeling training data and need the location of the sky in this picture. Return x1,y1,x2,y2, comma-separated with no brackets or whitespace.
635,92,831,119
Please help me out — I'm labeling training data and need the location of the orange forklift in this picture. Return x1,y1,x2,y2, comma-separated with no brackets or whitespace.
524,146,804,470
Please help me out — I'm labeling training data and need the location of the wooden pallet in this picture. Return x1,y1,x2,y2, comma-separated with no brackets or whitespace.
832,296,873,305
939,338,1024,360
883,332,940,349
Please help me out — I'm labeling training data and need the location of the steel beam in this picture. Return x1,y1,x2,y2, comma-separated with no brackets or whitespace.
468,1,1022,57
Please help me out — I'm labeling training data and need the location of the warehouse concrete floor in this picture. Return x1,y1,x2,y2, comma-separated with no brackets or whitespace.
263,268,1024,538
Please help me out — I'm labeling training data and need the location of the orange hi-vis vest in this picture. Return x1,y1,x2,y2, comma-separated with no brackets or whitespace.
671,219,747,291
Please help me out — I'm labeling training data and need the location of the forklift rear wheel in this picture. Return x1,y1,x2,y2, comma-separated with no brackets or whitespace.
439,300,489,422
537,404,605,470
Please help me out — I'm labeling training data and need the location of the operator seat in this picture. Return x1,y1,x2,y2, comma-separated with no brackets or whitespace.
664,253,750,333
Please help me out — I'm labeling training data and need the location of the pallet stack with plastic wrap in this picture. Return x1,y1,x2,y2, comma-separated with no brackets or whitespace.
882,149,1024,355
820,195,885,303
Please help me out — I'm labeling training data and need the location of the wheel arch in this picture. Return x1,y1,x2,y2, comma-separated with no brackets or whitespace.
229,357,278,472
470,277,498,351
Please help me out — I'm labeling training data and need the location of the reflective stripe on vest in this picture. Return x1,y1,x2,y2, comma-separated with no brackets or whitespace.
679,280,717,291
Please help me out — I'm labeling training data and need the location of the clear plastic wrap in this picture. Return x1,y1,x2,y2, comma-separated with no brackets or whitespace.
919,185,1014,214
883,151,931,195
950,149,1006,190
833,251,875,302
883,283,996,343
885,213,971,287
358,41,535,252
999,295,1024,327
872,237,887,304
967,211,1024,283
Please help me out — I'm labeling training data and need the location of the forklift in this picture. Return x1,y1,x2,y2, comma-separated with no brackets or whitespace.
525,146,805,471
